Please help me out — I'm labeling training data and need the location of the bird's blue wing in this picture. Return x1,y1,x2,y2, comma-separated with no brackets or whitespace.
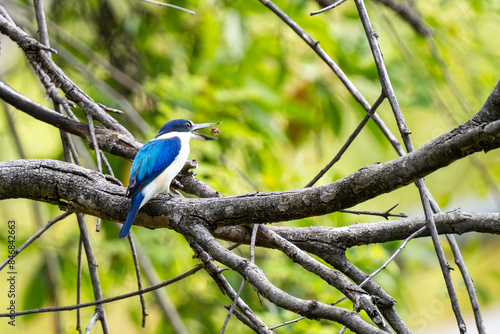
127,137,181,198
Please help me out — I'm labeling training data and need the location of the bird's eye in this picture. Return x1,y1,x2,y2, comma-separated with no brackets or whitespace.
185,122,191,128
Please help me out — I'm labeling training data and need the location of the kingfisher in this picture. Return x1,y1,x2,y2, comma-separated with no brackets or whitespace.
119,119,218,238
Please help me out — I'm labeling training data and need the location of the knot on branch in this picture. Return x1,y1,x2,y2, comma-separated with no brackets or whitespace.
306,299,320,319
237,258,252,273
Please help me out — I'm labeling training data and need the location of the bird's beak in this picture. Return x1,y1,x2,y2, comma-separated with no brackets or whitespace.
192,122,220,140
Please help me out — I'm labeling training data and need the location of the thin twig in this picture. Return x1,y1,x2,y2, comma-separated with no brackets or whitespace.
358,225,426,287
76,236,83,334
33,0,50,47
0,265,204,318
188,239,273,333
85,112,103,233
269,316,306,330
64,131,81,165
138,0,195,15
95,218,102,232
131,234,189,334
310,0,349,16
332,226,427,306
98,103,124,114
76,213,110,334
2,100,26,155
85,311,100,334
249,224,259,263
426,188,486,333
339,204,407,219
220,280,246,334
306,92,385,187
127,234,149,328
97,151,117,231
446,233,486,334
220,224,260,333
258,0,405,155
85,113,102,173
417,183,466,334
100,151,115,177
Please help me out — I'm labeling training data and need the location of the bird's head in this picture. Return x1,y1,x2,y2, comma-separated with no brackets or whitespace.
157,119,219,141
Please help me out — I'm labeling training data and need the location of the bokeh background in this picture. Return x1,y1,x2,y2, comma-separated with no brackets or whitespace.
0,0,499,332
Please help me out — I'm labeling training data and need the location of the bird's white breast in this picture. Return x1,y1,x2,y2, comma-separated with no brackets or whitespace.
139,132,193,207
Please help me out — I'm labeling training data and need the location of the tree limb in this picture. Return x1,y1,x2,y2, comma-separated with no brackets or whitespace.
178,219,386,334
0,101,497,231
214,211,500,249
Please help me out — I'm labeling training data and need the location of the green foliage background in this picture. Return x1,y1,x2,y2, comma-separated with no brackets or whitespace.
0,0,499,333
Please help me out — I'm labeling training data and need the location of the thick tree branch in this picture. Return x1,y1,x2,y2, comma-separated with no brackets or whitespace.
0,102,497,231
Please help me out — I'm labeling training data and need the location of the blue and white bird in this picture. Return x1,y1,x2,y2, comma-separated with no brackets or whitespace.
119,119,218,238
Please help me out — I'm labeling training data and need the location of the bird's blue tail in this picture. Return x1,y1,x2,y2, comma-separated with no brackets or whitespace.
119,193,144,238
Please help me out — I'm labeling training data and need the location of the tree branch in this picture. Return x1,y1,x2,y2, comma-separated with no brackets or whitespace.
179,219,386,334
259,0,405,156
214,211,499,249
0,6,131,135
0,265,204,318
0,102,497,231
